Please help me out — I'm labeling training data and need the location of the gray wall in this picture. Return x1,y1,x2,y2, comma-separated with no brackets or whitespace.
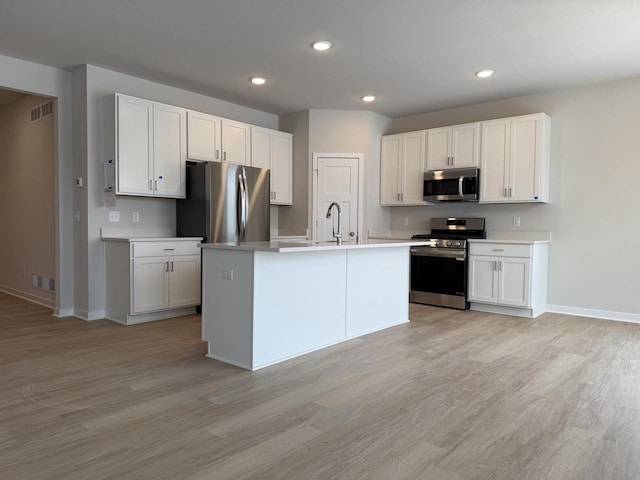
0,54,74,317
0,94,55,306
278,109,392,239
388,76,640,317
278,110,310,236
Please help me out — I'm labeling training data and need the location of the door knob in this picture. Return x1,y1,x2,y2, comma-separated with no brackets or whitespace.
349,232,355,237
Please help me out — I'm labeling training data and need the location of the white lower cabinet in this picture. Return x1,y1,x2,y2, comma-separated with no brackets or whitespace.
468,241,548,318
105,238,202,324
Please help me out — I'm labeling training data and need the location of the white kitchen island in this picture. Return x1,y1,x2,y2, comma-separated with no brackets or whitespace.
200,239,427,370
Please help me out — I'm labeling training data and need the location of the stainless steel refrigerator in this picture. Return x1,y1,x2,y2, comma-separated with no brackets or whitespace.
177,162,270,243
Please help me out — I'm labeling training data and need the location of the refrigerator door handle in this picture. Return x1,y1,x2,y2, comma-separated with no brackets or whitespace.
237,169,248,241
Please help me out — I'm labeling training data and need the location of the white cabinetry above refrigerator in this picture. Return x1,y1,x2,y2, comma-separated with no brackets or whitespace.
186,111,251,166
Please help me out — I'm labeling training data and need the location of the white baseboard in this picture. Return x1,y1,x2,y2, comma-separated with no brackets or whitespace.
74,308,106,321
0,285,55,310
546,304,640,324
53,307,74,318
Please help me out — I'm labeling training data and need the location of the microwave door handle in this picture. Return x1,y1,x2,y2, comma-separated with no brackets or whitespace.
458,176,464,197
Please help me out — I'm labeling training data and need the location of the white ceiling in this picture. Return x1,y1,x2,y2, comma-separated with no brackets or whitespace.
1,0,639,118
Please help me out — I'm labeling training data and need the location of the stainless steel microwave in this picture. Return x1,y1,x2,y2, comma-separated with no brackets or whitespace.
423,167,480,202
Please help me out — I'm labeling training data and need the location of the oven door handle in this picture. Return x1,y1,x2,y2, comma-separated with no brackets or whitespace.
458,175,464,197
410,248,466,259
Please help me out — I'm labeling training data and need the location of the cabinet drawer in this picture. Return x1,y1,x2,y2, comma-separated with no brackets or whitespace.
132,241,200,258
469,243,532,258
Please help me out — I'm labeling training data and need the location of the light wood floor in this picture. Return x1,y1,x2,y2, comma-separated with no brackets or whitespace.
2,292,640,479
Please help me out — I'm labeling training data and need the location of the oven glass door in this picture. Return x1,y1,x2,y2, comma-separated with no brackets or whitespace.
410,249,467,297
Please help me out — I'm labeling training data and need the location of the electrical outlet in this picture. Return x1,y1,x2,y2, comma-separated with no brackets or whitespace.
108,211,120,222
513,216,521,227
403,217,409,226
132,212,140,223
221,268,234,280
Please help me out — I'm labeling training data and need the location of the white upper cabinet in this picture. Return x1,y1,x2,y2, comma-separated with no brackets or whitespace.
187,112,251,166
153,103,187,198
426,122,480,170
480,113,550,203
115,94,186,198
221,118,251,166
380,131,425,206
251,126,293,205
187,111,221,162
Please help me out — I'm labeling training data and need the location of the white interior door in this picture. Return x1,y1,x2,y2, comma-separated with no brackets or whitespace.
313,154,363,243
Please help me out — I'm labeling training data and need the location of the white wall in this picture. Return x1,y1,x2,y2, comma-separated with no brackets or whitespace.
388,76,640,318
75,65,280,319
0,54,73,317
0,95,55,306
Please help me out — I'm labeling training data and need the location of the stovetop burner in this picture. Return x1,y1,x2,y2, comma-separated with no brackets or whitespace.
411,217,486,246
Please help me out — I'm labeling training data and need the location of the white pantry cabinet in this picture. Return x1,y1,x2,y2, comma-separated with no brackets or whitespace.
104,238,202,325
468,241,549,318
186,111,251,166
380,131,426,205
114,94,187,198
480,113,551,203
251,126,293,205
426,122,480,170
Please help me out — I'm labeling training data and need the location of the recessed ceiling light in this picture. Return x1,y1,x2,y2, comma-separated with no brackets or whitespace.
312,40,332,51
362,95,376,102
250,76,266,85
476,69,495,78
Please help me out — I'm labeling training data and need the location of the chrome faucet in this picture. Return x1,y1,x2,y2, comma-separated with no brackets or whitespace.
325,202,342,244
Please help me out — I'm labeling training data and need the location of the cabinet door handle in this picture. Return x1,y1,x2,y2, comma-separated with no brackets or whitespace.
492,248,504,252
499,261,502,271
504,187,508,197
163,248,175,251
509,187,512,197
223,151,227,162
216,149,220,160
451,156,454,165
165,261,169,272
170,261,174,272
148,179,153,191
154,180,158,191
493,261,497,271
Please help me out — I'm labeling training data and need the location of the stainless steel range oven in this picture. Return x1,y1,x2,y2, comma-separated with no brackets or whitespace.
410,217,485,310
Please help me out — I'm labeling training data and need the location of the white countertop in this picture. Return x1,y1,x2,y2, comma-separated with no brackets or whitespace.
199,239,428,253
102,236,203,242
470,231,552,245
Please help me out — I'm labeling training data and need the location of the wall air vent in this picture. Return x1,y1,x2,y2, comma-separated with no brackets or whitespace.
30,100,54,123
